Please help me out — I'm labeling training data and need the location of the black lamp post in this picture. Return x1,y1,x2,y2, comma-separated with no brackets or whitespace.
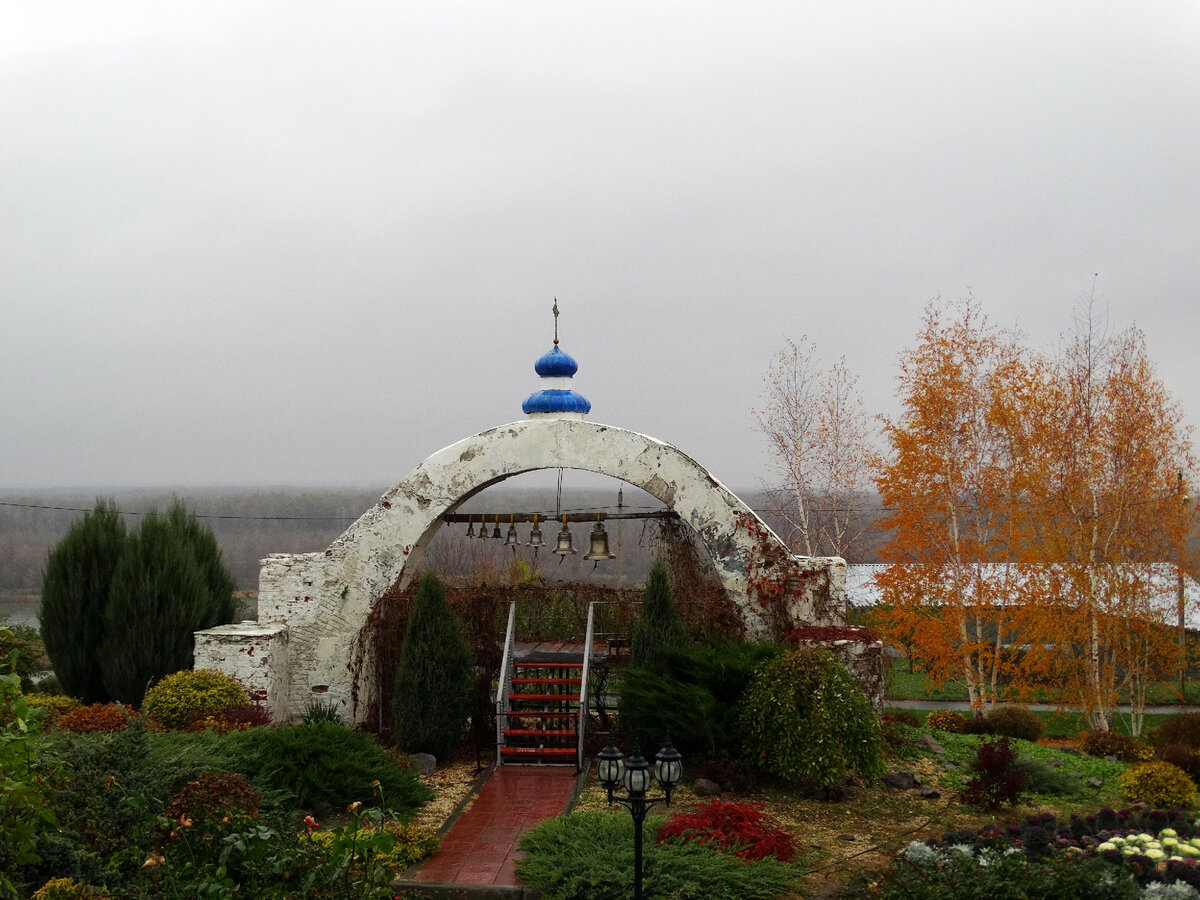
596,737,683,900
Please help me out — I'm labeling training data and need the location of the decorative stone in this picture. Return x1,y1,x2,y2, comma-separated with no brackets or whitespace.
919,785,941,799
882,772,919,790
412,753,437,776
838,833,857,842
1088,777,1104,789
921,734,945,754
692,778,721,797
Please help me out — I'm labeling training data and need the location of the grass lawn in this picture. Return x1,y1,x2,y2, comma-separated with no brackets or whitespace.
885,654,1200,706
888,706,1177,739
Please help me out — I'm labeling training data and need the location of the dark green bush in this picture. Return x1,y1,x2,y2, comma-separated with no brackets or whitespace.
629,558,689,674
301,699,344,725
214,721,432,817
985,705,1044,742
619,639,782,757
39,500,126,704
100,504,235,705
1153,713,1200,751
516,810,797,900
740,647,883,790
392,572,474,760
1013,755,1078,797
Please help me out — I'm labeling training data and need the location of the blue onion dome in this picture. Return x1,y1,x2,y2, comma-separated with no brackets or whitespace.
524,300,591,417
534,346,579,378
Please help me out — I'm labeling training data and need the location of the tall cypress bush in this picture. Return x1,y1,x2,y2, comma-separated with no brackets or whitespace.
39,499,127,704
392,572,474,759
629,558,689,674
99,503,236,705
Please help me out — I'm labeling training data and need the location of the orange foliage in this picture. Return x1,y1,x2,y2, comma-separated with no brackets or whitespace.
872,297,1195,732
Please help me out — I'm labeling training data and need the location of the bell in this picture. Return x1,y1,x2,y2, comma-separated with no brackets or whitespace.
491,516,503,539
477,514,490,538
553,515,577,555
504,518,520,548
584,520,616,561
465,515,475,538
528,514,545,549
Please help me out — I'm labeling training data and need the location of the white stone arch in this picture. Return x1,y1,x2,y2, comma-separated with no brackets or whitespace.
201,417,845,722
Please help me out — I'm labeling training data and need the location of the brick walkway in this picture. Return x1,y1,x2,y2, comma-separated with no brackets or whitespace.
412,766,579,886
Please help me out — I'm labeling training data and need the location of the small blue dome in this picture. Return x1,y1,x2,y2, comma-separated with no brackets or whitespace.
522,389,592,415
534,346,579,378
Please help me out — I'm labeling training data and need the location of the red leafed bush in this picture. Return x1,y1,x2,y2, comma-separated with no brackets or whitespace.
960,736,1027,809
655,799,795,861
57,702,140,733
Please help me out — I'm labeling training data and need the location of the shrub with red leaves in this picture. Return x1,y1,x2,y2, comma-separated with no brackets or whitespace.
960,736,1027,809
655,799,795,861
164,771,260,828
57,702,140,733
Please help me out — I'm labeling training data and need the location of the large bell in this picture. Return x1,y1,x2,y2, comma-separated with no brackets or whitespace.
583,520,616,561
528,515,545,549
553,516,577,555
504,520,520,548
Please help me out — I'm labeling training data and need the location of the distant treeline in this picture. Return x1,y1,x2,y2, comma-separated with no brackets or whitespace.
0,486,886,594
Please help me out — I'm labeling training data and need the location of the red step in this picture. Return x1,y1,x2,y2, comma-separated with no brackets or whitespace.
515,662,584,669
501,746,576,758
509,693,578,703
504,728,576,738
503,710,576,719
512,677,582,686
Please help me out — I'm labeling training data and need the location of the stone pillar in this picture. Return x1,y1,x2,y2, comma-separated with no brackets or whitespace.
193,621,291,724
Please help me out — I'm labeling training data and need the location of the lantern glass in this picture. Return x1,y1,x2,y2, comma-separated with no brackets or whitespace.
596,744,624,789
654,745,683,790
623,750,651,794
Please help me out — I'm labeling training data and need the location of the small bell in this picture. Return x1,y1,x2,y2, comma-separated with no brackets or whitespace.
528,514,545,549
583,518,616,561
465,515,475,538
477,514,490,538
504,514,520,548
491,516,503,539
553,515,577,555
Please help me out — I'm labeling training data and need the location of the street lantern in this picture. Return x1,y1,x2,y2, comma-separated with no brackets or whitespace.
595,737,683,900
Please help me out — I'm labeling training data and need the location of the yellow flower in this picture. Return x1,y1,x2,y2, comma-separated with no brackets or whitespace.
347,801,363,813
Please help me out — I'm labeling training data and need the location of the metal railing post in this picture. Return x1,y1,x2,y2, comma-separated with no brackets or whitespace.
496,602,516,767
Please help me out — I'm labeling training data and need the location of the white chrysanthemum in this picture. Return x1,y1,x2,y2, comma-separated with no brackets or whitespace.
1161,828,1179,839
1098,842,1118,852
900,841,938,866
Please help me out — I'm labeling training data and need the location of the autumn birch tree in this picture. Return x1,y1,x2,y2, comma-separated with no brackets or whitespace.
1018,302,1194,732
873,299,1032,710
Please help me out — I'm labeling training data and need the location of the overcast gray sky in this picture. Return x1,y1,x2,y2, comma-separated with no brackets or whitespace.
3,2,1197,494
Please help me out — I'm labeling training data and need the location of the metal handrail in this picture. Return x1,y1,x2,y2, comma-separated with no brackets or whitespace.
577,601,597,771
495,601,517,767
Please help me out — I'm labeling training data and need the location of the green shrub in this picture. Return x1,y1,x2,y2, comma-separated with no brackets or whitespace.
213,721,433,817
142,669,248,730
39,499,127,704
516,810,798,900
1079,730,1155,762
1153,713,1200,751
1013,755,1079,797
926,710,966,733
302,699,344,725
629,558,689,674
99,505,236,705
392,572,474,760
619,639,782,757
23,693,80,727
985,705,1044,742
1118,761,1196,808
740,647,883,790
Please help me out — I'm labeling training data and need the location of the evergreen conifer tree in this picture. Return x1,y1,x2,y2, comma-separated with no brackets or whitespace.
39,499,126,704
99,503,236,705
392,572,475,759
629,557,689,674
